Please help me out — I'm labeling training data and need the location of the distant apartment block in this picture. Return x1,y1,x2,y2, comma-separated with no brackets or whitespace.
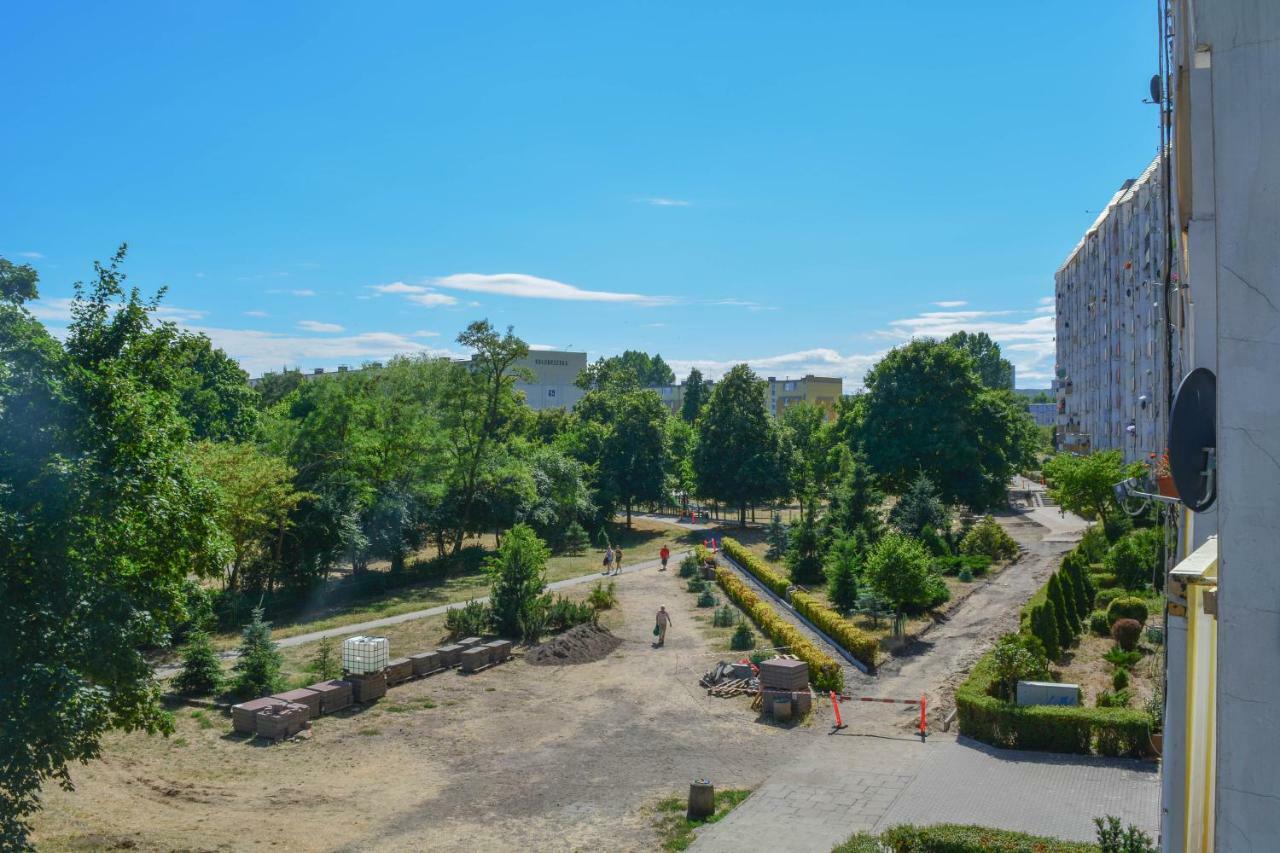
1054,153,1185,462
766,374,842,419
1026,402,1056,428
651,380,716,416
514,350,587,411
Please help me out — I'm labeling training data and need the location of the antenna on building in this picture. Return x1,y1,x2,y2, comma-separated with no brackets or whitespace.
1168,367,1217,512
1143,73,1162,104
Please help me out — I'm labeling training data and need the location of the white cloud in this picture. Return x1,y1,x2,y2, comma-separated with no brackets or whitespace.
244,310,269,318
667,348,885,390
638,197,692,207
410,329,440,338
28,298,205,324
193,327,457,376
528,343,560,351
17,251,44,259
933,300,967,308
371,282,428,295
876,303,1057,385
298,320,345,333
291,289,316,297
407,292,458,308
432,272,667,305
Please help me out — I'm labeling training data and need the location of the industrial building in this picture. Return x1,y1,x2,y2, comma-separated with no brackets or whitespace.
1053,153,1186,462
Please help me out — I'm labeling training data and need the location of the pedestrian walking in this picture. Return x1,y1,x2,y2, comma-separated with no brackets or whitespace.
602,545,614,575
613,547,624,575
654,605,672,647
659,545,670,571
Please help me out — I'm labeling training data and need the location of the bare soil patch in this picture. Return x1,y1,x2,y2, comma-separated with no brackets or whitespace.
525,623,623,666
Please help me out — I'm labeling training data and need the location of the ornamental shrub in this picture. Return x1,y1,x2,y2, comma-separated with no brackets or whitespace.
678,554,699,578
1107,597,1149,627
792,589,879,670
1094,586,1128,608
587,580,618,611
1104,648,1142,669
958,567,974,582
1089,610,1111,636
1095,815,1158,853
878,823,1097,853
1029,603,1060,660
546,596,596,631
1096,688,1132,708
1105,528,1163,590
446,599,491,639
959,515,1019,561
712,605,735,627
562,521,589,555
1111,618,1142,651
1057,571,1083,636
306,635,342,682
1112,668,1130,690
696,589,717,607
730,621,756,651
173,629,223,697
721,537,790,597
1078,525,1110,563
824,535,861,614
1047,574,1076,643
686,577,706,593
231,607,283,700
764,513,788,561
988,633,1050,702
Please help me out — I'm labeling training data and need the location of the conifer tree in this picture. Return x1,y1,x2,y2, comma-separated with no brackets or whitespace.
308,635,341,682
765,513,788,561
1047,573,1076,643
825,535,861,614
1031,603,1061,660
231,607,284,699
173,630,223,696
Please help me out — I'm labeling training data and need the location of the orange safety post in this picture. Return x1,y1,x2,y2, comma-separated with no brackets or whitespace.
918,693,927,742
830,691,846,732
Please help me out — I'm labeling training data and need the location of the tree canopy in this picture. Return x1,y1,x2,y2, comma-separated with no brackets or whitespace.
945,330,1014,390
1042,450,1142,528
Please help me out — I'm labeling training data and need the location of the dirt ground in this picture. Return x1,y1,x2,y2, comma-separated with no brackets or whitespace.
31,563,816,853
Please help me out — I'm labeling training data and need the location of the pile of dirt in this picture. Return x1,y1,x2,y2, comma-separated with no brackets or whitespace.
525,624,622,666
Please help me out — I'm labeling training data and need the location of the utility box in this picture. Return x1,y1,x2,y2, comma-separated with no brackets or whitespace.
1016,680,1080,707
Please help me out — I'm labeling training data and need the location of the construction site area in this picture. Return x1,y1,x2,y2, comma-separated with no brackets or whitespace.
29,510,1159,852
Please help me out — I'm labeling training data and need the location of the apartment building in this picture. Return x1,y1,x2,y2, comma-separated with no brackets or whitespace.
650,380,716,416
766,374,842,419
1053,153,1185,462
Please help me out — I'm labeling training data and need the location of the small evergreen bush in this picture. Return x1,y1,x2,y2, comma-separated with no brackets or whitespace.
307,635,341,681
1094,586,1128,608
173,630,223,696
446,599,491,639
1112,668,1130,690
958,567,974,582
730,621,756,650
697,589,717,607
712,605,735,627
686,577,706,593
1106,596,1148,627
1111,618,1142,651
1104,648,1142,669
1105,528,1163,590
231,607,284,699
1089,610,1111,636
959,515,1019,561
1047,574,1076,644
547,595,596,631
678,554,699,578
1029,603,1061,660
587,580,618,611
1095,815,1158,853
1096,688,1132,708
562,521,589,555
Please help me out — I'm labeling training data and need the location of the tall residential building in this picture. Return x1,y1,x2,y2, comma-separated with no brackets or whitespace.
1053,153,1186,462
766,374,843,419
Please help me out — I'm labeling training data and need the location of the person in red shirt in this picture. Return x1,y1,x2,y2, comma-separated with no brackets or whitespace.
659,545,671,571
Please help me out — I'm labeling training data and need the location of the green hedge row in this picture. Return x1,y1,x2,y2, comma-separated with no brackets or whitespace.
713,566,843,692
956,629,1150,758
874,823,1099,852
722,536,878,671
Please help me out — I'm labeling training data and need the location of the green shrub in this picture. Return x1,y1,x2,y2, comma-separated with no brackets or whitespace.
830,832,882,853
1104,528,1162,590
546,595,596,632
988,634,1049,702
306,635,341,682
1104,648,1142,669
721,537,790,597
678,554,700,578
824,535,861,613
1096,688,1132,708
934,554,992,576
1062,550,1094,615
1106,597,1148,627
587,580,618,611
1095,815,1158,853
1112,669,1130,690
959,515,1019,561
686,577,706,593
231,607,284,699
562,521,589,555
1048,573,1079,640
1029,602,1061,660
1089,571,1119,588
958,567,974,582
878,823,1097,852
730,622,756,651
1078,525,1110,563
1103,511,1133,543
446,599,491,639
713,566,843,692
697,589,717,608
1111,618,1142,651
1094,586,1127,608
955,650,1150,757
488,524,551,638
712,605,735,628
172,629,223,697
1089,610,1111,636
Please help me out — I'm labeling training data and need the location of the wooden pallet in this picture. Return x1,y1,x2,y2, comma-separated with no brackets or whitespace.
706,678,758,698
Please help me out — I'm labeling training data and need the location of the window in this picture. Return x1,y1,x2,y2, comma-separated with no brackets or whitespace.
547,389,556,398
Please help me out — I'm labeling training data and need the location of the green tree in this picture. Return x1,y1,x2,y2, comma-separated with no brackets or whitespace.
168,332,260,441
1105,528,1163,590
864,534,935,622
1,248,221,844
944,330,1014,390
307,636,342,681
825,535,861,614
765,514,789,560
889,473,951,540
694,364,789,525
487,523,551,638
1047,572,1077,642
577,350,675,391
1029,602,1061,660
781,402,834,514
680,367,709,423
172,630,224,697
1042,450,1143,531
599,390,669,527
254,368,304,408
862,339,1035,508
785,502,823,585
989,633,1049,701
231,607,284,699
822,447,884,550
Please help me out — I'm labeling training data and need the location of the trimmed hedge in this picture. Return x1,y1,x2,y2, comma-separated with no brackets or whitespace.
721,537,789,597
793,590,879,670
877,823,1098,852
713,566,843,692
956,645,1150,757
1106,597,1149,627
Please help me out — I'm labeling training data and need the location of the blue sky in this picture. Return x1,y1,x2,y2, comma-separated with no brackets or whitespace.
3,2,1162,387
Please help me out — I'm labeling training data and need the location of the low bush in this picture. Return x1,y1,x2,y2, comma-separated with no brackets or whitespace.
1089,571,1119,588
713,566,843,692
446,599,492,639
959,515,1020,561
686,577,706,593
172,630,223,696
1112,668,1130,690
988,633,1049,702
1096,688,1132,708
934,554,995,576
712,605,735,627
1111,618,1142,651
958,567,974,582
730,622,756,651
696,589,717,608
1105,528,1162,590
792,589,879,670
1094,587,1128,608
546,596,597,631
1095,815,1158,853
678,554,700,578
587,580,618,611
1078,525,1110,563
956,648,1150,757
877,823,1097,852
1089,610,1111,636
1106,597,1148,627
1104,648,1142,669
721,537,790,597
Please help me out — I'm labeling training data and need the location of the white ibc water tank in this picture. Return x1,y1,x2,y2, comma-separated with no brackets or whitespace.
342,635,390,674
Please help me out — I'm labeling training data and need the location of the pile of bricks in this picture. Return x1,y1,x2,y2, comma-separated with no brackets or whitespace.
386,657,414,686
255,702,309,741
459,646,490,673
409,651,442,677
232,697,285,734
347,670,388,703
272,687,322,719
482,640,512,664
307,679,352,714
758,659,813,719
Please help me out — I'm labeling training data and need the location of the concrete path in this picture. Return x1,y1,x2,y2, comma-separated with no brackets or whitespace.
154,551,686,678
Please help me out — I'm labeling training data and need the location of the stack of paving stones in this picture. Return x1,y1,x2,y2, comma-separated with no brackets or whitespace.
482,639,512,664
409,651,441,677
347,670,388,703
255,702,309,741
435,644,464,668
459,646,490,673
385,657,414,686
307,679,352,714
271,687,322,720
457,636,484,651
232,697,285,734
758,659,810,717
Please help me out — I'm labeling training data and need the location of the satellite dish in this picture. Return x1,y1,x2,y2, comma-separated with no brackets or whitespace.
1168,367,1217,511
